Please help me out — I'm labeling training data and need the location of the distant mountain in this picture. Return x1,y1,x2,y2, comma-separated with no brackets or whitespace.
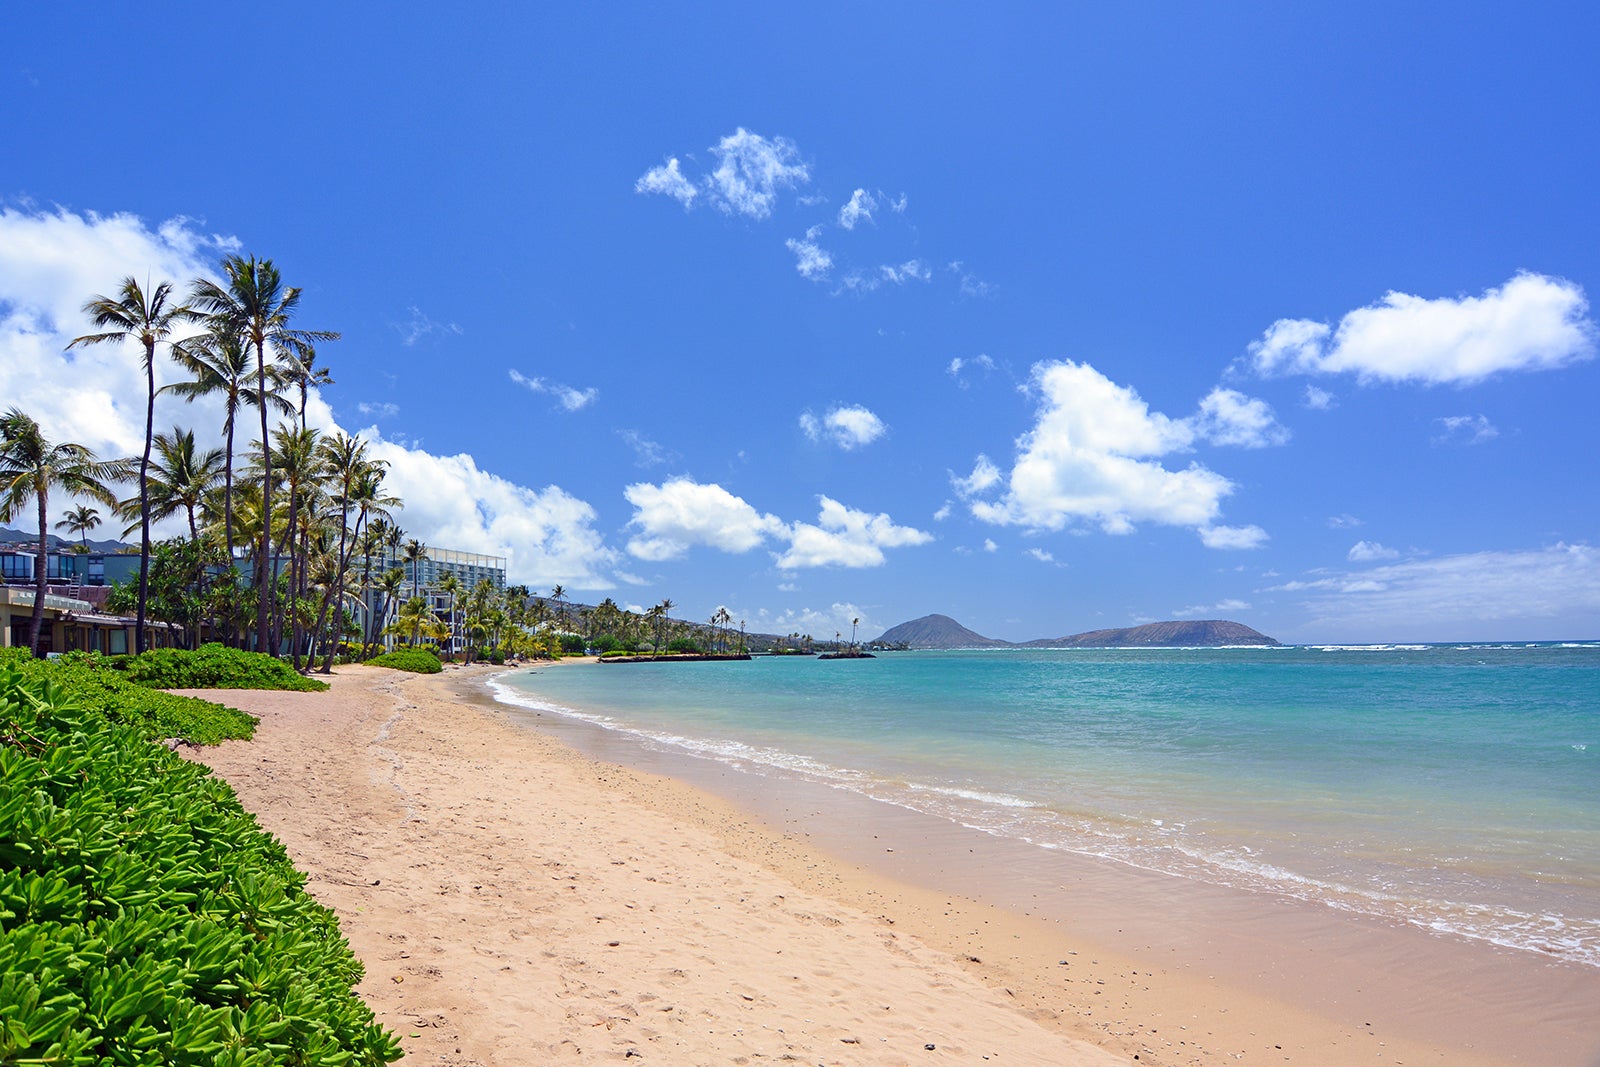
874,614,1278,649
1021,620,1278,648
0,527,129,553
875,614,1012,649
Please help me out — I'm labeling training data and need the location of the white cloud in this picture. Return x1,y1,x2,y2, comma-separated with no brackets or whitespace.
393,305,462,346
1431,414,1499,446
356,401,400,419
778,497,933,569
800,404,886,450
879,259,931,285
982,539,999,553
617,428,671,468
1328,513,1364,529
1173,597,1252,618
508,369,598,411
838,188,877,230
951,454,1002,497
634,157,698,207
635,129,809,220
1303,385,1336,410
366,432,618,589
745,601,873,642
947,260,994,298
932,501,952,522
964,361,1247,537
622,478,787,561
1348,540,1400,562
948,353,996,388
1199,524,1269,550
1027,547,1055,563
1193,388,1290,448
705,128,810,219
0,205,620,589
623,479,929,570
785,234,833,280
1270,544,1600,640
1247,273,1596,385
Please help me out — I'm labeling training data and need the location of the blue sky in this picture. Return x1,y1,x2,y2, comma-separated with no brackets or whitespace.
3,3,1598,642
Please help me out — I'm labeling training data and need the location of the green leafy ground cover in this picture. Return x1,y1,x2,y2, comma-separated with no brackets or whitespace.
114,645,329,693
0,666,401,1066
0,650,255,746
363,649,441,674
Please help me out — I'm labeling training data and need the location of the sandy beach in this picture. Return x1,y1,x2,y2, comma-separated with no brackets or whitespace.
184,664,1600,1066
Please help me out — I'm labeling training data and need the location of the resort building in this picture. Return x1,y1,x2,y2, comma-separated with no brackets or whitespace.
352,545,507,656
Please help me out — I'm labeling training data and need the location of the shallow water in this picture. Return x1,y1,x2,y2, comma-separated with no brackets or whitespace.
492,644,1600,967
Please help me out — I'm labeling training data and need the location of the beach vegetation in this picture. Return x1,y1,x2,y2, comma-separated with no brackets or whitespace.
0,648,255,745
666,636,705,655
113,644,329,693
366,648,442,674
0,666,401,1065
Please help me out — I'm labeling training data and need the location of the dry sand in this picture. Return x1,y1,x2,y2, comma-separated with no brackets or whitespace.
183,664,1600,1066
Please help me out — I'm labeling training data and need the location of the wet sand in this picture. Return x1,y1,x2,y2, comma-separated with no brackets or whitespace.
184,663,1600,1065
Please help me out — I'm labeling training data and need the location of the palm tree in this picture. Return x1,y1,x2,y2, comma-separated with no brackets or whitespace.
167,323,294,562
315,450,395,672
119,427,223,547
285,343,334,431
436,570,461,659
851,617,860,651
0,410,129,657
190,255,340,654
402,538,428,602
69,277,198,654
55,504,101,553
259,424,323,666
367,565,405,657
549,584,568,631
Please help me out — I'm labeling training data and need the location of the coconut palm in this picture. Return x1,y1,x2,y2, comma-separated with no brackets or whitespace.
167,323,294,561
0,410,129,657
117,426,224,547
284,343,334,431
55,504,101,553
69,277,198,653
367,565,406,657
315,450,396,672
189,255,340,654
402,538,428,602
262,424,323,666
436,570,461,659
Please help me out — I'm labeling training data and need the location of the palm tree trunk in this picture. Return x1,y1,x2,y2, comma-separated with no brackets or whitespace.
136,341,155,654
314,506,359,673
255,336,272,654
30,492,48,658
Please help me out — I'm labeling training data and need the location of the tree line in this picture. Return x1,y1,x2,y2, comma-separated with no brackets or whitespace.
0,255,551,667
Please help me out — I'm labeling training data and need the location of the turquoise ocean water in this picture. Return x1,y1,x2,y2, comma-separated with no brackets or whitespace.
491,644,1600,968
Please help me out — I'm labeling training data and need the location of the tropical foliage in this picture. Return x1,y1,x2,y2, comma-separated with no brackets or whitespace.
0,667,400,1065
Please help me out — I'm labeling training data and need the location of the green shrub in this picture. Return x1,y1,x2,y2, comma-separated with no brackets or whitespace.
364,649,442,674
0,666,401,1066
666,637,704,654
0,649,254,745
591,634,621,654
116,645,329,693
558,634,585,654
599,649,638,659
488,649,506,665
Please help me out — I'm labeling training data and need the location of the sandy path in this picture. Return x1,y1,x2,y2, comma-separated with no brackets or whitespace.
184,666,1125,1065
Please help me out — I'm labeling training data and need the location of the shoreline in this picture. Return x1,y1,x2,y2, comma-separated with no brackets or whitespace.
187,664,1599,1065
